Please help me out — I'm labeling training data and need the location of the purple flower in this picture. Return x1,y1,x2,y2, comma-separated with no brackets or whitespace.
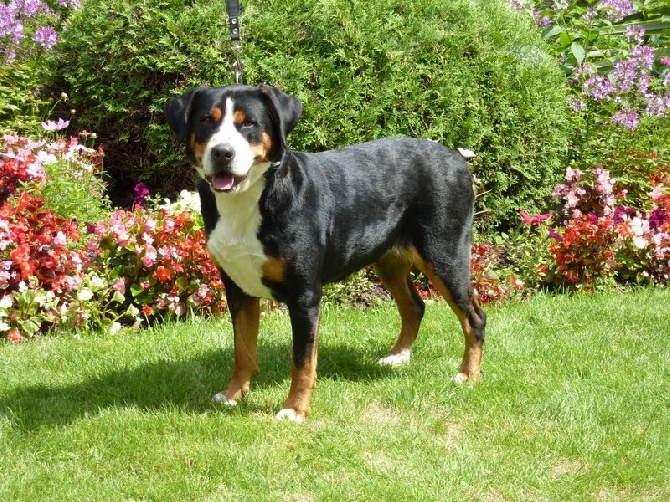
547,226,562,241
613,205,636,224
600,0,636,22
583,75,616,100
649,209,668,231
32,26,58,48
631,45,655,70
567,96,586,112
611,110,639,129
625,25,645,45
133,182,150,207
533,11,552,27
583,7,597,22
21,0,43,18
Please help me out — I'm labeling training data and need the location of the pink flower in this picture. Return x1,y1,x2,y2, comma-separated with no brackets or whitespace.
144,217,157,232
113,277,126,294
52,231,67,246
41,118,70,132
520,210,552,225
143,245,157,268
651,186,664,201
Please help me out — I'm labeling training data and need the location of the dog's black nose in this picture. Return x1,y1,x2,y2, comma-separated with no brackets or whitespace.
211,143,235,163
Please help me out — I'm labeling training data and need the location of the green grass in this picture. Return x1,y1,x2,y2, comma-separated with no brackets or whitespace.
2,288,669,501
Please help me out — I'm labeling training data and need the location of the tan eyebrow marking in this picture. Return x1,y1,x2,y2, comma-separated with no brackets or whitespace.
210,107,222,122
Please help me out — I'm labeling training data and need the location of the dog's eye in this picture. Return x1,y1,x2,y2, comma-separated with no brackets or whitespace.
241,120,255,129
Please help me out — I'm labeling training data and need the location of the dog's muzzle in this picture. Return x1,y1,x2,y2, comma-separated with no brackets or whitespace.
207,143,245,192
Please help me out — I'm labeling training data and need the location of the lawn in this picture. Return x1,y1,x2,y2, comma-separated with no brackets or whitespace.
1,288,669,501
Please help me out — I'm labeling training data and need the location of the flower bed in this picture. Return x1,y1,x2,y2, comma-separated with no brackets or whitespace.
2,130,668,341
0,134,225,341
518,158,670,289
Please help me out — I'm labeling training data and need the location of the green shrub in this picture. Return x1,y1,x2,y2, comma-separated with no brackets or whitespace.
49,0,570,231
0,61,50,136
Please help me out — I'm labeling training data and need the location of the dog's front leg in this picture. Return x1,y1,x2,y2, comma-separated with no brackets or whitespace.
276,291,321,422
213,276,260,406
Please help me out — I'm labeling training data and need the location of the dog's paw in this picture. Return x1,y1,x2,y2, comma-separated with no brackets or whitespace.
453,372,468,384
453,372,481,384
378,350,411,367
212,392,238,406
275,408,305,423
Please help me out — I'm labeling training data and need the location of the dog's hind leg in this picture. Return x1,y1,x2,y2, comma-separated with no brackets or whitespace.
375,249,426,367
419,259,486,383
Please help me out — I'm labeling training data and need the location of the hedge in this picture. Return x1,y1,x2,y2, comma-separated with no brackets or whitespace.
49,0,571,231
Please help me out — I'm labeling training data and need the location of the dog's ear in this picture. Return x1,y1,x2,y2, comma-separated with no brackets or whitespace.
164,87,205,144
259,84,303,149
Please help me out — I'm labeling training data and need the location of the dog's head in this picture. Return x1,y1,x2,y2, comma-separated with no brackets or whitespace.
165,84,302,194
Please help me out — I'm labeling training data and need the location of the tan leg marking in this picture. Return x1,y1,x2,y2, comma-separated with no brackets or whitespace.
415,257,482,382
375,248,424,366
215,297,260,404
277,324,319,422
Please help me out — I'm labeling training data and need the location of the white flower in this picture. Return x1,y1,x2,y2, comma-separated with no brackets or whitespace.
0,295,13,309
77,289,94,301
89,275,105,289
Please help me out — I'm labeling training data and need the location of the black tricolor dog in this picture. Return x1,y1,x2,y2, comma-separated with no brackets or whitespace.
165,84,486,421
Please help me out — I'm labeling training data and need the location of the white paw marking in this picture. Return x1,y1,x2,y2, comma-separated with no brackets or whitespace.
275,409,305,423
378,350,411,367
453,373,468,384
213,393,238,406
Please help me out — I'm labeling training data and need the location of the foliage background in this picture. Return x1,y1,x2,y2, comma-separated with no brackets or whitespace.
46,0,571,231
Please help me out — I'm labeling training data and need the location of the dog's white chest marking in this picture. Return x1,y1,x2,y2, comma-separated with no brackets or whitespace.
207,180,274,300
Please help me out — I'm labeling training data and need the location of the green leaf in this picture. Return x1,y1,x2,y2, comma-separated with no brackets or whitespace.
130,283,144,298
571,42,586,64
542,25,564,40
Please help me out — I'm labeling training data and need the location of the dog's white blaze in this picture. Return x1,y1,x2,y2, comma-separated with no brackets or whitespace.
203,97,256,179
207,175,274,300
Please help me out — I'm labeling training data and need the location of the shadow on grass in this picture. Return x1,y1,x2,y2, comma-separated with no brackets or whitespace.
1,338,397,430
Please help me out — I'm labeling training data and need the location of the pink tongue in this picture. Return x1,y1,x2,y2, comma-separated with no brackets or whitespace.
211,173,235,191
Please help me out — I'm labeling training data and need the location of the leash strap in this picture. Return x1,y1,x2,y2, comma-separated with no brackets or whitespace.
226,0,244,83
226,0,241,41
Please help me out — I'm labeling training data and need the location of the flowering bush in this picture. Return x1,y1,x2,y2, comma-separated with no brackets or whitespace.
470,243,526,305
87,203,226,321
1,0,79,63
521,161,670,289
1,132,107,222
0,191,85,339
511,0,670,130
0,132,227,340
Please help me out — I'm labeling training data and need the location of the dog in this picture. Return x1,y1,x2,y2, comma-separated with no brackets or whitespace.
165,84,486,421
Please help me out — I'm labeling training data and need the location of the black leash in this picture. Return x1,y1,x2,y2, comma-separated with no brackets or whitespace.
226,0,244,83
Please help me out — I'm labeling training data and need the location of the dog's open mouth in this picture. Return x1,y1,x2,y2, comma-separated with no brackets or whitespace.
207,172,246,192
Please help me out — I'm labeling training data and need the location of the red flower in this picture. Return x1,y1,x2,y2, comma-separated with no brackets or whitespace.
153,265,171,282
